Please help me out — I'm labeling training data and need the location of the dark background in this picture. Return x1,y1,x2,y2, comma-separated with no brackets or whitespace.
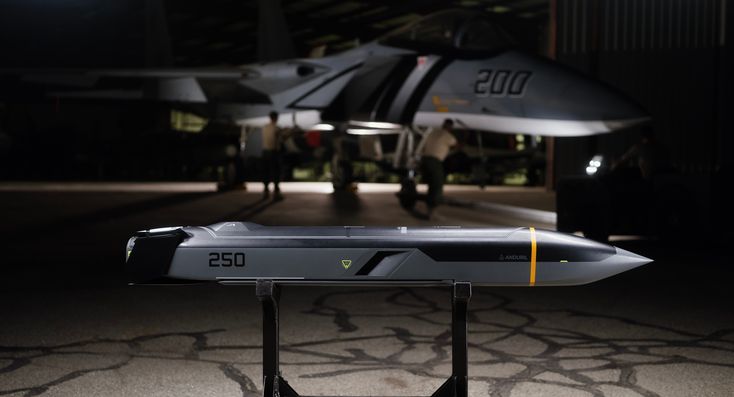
0,0,730,282
1,2,733,396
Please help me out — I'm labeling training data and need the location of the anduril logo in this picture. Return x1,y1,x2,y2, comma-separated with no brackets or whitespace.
499,254,528,261
341,259,352,269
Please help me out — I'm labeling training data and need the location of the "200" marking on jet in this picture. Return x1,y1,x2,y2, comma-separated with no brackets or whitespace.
474,70,532,98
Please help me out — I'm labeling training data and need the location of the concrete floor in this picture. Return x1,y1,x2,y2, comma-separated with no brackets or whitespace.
0,183,732,396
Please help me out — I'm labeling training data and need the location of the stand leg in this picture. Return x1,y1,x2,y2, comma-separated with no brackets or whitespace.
432,282,472,397
255,280,470,397
256,279,299,397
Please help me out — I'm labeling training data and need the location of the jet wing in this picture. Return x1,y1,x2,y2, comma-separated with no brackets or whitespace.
4,57,365,116
8,68,249,103
13,68,246,85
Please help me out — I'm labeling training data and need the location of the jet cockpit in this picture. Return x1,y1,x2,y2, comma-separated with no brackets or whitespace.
379,9,515,56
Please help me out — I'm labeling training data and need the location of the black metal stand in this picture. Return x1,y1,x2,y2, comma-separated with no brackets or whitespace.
431,282,471,397
256,280,300,397
255,279,472,397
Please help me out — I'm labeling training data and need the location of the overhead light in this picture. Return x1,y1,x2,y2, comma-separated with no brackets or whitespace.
310,123,335,131
348,120,403,129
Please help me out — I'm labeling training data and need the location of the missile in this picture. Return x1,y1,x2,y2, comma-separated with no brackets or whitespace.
125,222,651,286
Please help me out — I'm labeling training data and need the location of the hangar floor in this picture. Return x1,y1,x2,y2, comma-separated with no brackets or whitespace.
0,183,732,397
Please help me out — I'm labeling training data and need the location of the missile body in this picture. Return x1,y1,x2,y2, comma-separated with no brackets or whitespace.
125,222,651,286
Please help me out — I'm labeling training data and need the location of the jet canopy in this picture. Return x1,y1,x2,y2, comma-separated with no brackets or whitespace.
379,9,515,55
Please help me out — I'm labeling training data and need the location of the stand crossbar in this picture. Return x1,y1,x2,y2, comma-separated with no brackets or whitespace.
255,279,472,397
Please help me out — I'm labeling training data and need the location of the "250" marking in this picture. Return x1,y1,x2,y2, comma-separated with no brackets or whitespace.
209,252,245,267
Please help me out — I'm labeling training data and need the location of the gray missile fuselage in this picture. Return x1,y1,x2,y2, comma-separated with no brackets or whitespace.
125,222,651,286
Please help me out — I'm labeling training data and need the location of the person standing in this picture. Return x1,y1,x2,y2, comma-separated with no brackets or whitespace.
262,111,284,200
420,119,458,218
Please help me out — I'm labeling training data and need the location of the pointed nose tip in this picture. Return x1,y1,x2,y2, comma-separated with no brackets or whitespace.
601,115,651,131
614,247,653,268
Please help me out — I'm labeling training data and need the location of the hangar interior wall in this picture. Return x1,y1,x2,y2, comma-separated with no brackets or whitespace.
553,0,732,228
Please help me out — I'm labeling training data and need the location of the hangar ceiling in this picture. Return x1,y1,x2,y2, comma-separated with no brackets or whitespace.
0,0,549,68
168,0,550,65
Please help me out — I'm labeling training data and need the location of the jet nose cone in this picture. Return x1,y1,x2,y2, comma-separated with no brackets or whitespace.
514,52,650,136
556,77,650,132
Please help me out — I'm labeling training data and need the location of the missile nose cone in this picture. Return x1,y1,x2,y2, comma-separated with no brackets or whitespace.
528,229,652,285
613,247,653,270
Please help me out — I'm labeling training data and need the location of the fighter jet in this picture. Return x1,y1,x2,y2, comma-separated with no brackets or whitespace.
14,9,648,137
125,222,651,286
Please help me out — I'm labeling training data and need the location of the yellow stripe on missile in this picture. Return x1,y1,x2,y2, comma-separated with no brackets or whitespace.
529,227,537,286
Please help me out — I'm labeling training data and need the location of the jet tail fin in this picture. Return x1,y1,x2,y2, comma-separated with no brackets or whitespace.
257,0,296,62
145,0,174,67
309,45,327,59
